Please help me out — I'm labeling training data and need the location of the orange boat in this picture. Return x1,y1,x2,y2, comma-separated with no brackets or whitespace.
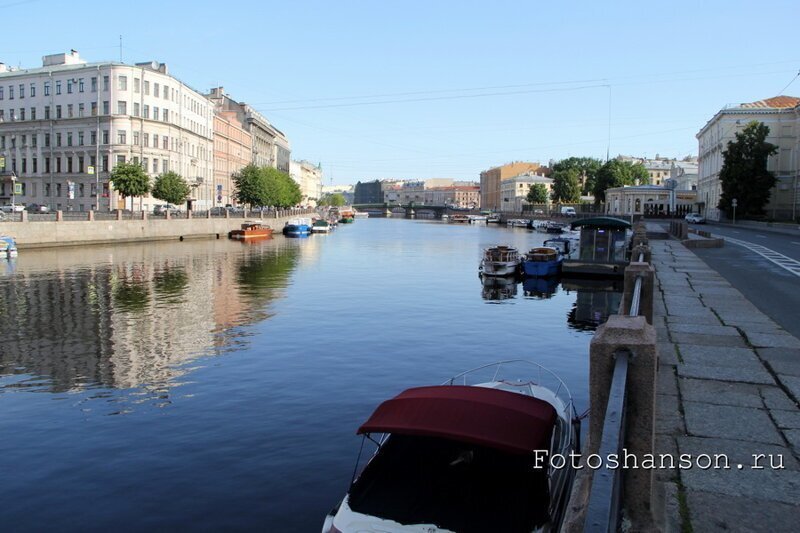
229,222,273,240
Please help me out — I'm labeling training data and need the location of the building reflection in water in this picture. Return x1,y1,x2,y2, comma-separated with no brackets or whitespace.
480,274,519,301
0,240,300,393
563,278,624,331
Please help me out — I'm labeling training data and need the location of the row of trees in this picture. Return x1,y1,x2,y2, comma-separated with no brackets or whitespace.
526,156,649,205
232,164,302,208
318,193,346,206
111,162,191,207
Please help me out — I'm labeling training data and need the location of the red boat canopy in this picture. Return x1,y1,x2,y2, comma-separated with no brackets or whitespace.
357,385,557,455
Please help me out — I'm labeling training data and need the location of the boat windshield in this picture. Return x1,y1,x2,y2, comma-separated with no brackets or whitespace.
484,247,518,262
348,434,550,532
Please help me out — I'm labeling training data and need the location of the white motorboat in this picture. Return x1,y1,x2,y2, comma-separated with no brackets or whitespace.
507,219,530,228
479,245,521,276
1,236,18,258
322,360,580,533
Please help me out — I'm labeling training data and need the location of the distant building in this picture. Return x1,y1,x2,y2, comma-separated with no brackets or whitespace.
616,154,694,186
354,180,383,204
480,161,544,211
289,160,323,206
605,184,696,217
669,159,698,191
321,184,354,204
696,95,800,221
207,88,252,207
500,172,552,212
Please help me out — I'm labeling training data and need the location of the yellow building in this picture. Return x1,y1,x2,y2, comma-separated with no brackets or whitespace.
480,161,543,211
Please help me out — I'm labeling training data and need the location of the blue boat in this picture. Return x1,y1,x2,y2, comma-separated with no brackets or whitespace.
522,247,562,277
1,235,18,258
282,218,311,238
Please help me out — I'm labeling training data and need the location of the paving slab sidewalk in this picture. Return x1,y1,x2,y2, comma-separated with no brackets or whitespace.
652,240,800,533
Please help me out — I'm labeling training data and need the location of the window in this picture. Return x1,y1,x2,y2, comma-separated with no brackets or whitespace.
78,131,84,146
9,85,14,99
78,103,84,117
102,101,109,115
32,157,37,173
90,182,97,197
91,102,97,116
57,183,62,196
162,108,169,122
132,156,139,166
67,157,73,173
19,84,25,98
143,105,149,119
45,81,51,95
162,136,168,150
19,108,25,120
143,133,149,147
102,130,109,144
67,104,73,118
90,131,96,145
152,158,158,173
153,134,158,147
91,77,97,92
45,133,50,147
55,80,61,95
90,155,96,169
153,83,160,98
153,106,159,120
22,158,27,173
117,155,126,165
45,106,50,119
133,102,140,116
30,107,36,120
0,110,3,121
56,105,62,119
118,75,127,91
103,76,109,91
143,157,148,170
67,79,73,94
102,155,108,171
0,87,3,99
78,78,84,93
56,133,62,147
57,159,62,174
32,134,37,147
67,132,73,146
144,80,150,95
79,181,84,196
133,131,139,145
134,78,140,93
117,101,127,115
118,130,126,144
45,158,50,174
162,159,168,172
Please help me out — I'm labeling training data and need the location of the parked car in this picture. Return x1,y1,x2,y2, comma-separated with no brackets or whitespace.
560,206,577,217
1,204,25,213
25,203,51,213
685,213,706,224
533,209,545,215
153,204,182,216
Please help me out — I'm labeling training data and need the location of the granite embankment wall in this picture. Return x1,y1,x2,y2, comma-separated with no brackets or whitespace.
0,210,315,249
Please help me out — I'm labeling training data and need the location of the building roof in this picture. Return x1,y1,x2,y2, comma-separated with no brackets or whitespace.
739,95,800,109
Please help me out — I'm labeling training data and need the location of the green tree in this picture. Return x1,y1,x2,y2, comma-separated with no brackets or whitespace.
526,183,549,204
718,121,778,218
551,168,582,203
151,171,191,206
233,164,269,207
263,167,302,208
319,193,345,206
552,157,602,196
110,161,150,210
593,159,649,203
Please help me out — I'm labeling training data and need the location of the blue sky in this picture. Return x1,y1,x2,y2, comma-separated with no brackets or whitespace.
4,0,798,184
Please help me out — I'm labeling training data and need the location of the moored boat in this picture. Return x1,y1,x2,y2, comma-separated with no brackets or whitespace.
312,219,332,233
322,360,579,533
507,218,530,228
353,209,369,219
479,245,521,276
283,218,312,237
522,247,563,277
468,215,488,223
449,214,470,223
229,222,273,240
339,208,355,223
1,235,18,258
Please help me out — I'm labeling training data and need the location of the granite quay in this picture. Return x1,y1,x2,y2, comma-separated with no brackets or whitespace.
0,208,315,248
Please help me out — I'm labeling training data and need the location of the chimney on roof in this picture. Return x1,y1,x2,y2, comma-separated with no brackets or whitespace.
0,63,6,73
42,50,86,67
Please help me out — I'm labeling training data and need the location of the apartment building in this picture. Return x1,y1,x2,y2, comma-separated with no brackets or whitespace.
479,161,544,211
696,95,799,221
290,160,323,206
0,50,214,211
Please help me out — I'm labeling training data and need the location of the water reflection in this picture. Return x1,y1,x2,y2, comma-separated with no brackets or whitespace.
480,274,518,301
522,276,560,299
0,241,300,393
563,279,624,331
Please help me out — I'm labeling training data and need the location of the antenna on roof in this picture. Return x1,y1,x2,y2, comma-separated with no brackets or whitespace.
119,35,123,63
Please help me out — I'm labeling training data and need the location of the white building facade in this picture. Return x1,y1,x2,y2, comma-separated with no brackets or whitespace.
696,96,800,221
0,51,214,211
289,160,323,206
499,172,552,212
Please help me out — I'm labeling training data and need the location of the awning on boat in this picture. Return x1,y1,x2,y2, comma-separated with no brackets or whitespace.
358,386,557,454
570,216,632,230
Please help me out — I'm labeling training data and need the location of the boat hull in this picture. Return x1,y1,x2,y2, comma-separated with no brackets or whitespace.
230,229,273,239
522,258,562,277
283,225,311,237
481,261,519,276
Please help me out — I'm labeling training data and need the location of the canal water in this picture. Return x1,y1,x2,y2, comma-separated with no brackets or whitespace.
0,218,621,531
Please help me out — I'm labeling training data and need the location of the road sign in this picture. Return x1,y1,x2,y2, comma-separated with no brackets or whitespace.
217,195,223,202
14,183,22,195
732,198,738,207
68,181,75,200
0,156,5,169
87,166,95,175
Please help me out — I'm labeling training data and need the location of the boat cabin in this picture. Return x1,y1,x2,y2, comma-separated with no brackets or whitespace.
562,217,631,277
526,247,558,262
